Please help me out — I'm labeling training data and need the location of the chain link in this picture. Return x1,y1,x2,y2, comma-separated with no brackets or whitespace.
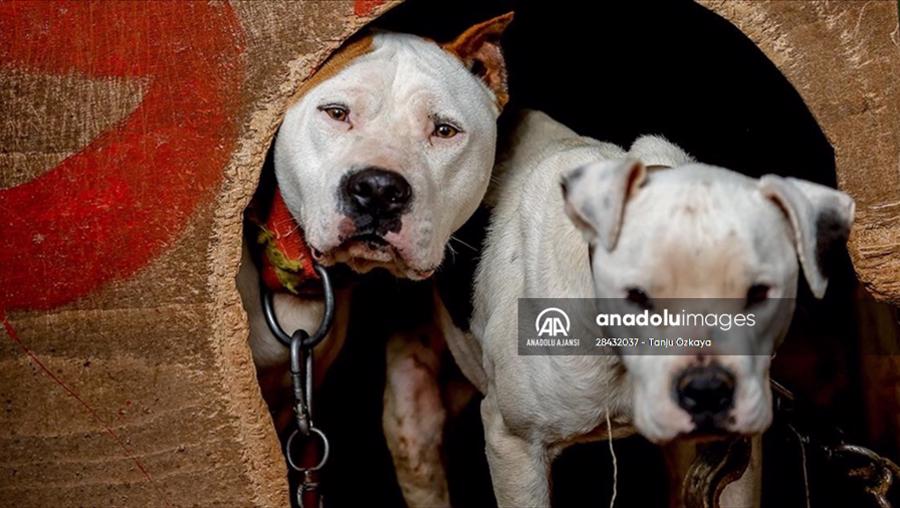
261,264,335,507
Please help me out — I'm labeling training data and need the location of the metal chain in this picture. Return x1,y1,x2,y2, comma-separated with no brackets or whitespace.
772,380,899,507
259,273,900,507
261,264,334,508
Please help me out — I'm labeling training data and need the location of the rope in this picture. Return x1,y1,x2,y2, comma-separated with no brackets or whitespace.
606,409,618,508
788,423,811,508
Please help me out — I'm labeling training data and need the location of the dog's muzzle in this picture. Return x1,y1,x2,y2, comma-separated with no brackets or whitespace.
340,167,412,236
674,364,735,431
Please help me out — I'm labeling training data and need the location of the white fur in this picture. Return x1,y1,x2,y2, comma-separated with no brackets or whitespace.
241,31,502,366
238,31,504,508
453,110,854,506
275,32,500,280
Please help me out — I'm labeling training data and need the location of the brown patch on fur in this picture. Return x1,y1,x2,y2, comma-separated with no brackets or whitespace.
652,238,751,299
624,159,647,198
442,12,514,110
287,34,374,106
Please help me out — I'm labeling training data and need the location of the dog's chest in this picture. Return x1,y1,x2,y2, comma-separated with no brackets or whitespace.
505,355,632,439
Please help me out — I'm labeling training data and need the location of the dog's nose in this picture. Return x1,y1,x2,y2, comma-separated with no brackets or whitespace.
343,167,412,218
675,365,735,425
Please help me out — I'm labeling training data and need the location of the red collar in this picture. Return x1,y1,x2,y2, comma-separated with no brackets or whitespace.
251,188,319,294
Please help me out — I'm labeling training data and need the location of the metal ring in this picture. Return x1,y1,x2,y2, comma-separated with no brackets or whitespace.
261,264,335,348
285,426,330,472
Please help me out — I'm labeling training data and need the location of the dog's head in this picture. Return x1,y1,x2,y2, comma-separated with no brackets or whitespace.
562,157,854,442
274,13,513,280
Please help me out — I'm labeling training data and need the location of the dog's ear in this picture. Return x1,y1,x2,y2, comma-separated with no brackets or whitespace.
561,159,647,251
443,12,514,109
759,175,855,299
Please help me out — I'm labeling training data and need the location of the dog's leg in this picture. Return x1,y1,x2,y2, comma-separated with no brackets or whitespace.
481,391,550,508
383,326,451,508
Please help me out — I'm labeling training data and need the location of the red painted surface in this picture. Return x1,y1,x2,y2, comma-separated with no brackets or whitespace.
354,0,387,17
0,1,245,310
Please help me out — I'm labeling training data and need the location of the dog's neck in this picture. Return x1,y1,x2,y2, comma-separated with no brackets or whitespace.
249,188,320,295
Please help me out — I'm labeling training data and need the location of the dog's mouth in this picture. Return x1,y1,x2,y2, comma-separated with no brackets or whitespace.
346,233,390,250
675,413,742,442
313,232,437,280
314,231,401,269
677,428,736,443
341,232,395,260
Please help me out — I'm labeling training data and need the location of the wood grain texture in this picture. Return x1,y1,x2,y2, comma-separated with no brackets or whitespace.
2,1,897,506
0,1,394,506
698,0,900,304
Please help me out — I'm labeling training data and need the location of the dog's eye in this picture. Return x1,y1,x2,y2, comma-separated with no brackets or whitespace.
432,123,460,139
319,105,349,123
746,284,770,307
625,287,653,310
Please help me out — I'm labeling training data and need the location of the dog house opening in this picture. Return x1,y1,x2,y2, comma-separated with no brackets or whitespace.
239,1,874,506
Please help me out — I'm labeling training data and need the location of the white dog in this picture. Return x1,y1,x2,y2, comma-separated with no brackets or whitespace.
236,14,513,508
444,110,854,506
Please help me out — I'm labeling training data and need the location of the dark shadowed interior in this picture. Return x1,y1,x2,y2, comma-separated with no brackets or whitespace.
263,1,889,506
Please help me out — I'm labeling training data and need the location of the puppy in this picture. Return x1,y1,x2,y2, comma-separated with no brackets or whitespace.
444,110,854,506
236,13,513,507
